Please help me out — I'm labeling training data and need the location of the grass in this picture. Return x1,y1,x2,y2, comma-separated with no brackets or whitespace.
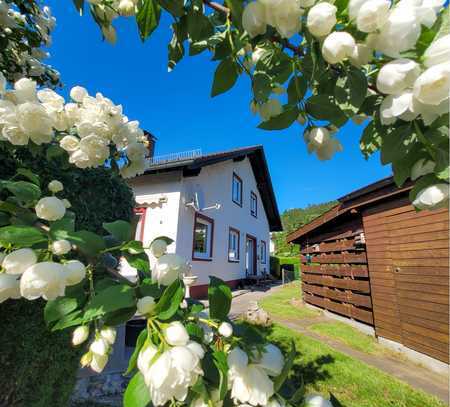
259,282,319,320
267,324,445,407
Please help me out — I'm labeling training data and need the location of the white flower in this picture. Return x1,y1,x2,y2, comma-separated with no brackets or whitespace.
305,127,343,161
164,321,189,346
150,239,168,258
0,72,6,95
70,86,88,103
413,62,450,106
322,32,356,64
304,394,334,407
306,3,337,38
242,1,267,38
257,344,284,376
16,102,53,145
153,253,188,286
259,99,282,121
218,322,233,338
2,248,37,275
37,89,64,113
101,25,117,45
118,0,137,16
90,353,109,373
0,273,21,304
352,0,390,32
126,142,147,160
13,78,37,103
64,260,86,285
90,337,109,356
79,134,110,166
413,184,449,210
72,326,90,346
51,239,71,256
376,59,421,95
100,326,117,345
60,135,80,152
424,35,450,67
270,0,303,39
35,196,66,221
349,43,372,67
411,159,436,181
48,180,63,193
374,5,421,57
137,296,156,315
397,0,444,28
20,261,66,300
379,91,418,124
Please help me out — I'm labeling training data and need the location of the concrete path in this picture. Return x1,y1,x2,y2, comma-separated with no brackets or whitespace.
229,287,450,405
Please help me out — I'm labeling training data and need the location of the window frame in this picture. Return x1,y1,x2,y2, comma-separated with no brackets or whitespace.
133,207,147,242
192,212,214,261
260,240,267,264
232,172,243,207
228,227,241,263
250,191,258,218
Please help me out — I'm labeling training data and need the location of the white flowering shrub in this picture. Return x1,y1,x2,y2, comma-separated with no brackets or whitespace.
77,0,449,210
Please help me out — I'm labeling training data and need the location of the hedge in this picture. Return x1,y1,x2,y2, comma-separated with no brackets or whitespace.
0,147,135,406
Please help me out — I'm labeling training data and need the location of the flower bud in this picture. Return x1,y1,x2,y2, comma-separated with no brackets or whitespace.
413,63,450,106
70,86,88,103
20,262,66,301
90,337,109,356
72,325,90,346
242,1,267,38
424,34,450,68
100,326,117,345
90,353,109,373
48,180,63,193
80,352,92,368
376,59,421,95
413,184,449,210
322,32,356,64
64,260,86,286
101,25,117,45
164,321,189,346
137,296,156,315
2,248,37,275
150,239,167,258
259,99,282,121
60,135,80,152
218,322,233,338
51,239,71,256
35,196,66,221
118,0,136,16
306,3,337,38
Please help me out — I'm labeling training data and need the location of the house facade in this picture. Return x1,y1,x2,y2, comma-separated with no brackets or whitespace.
124,146,282,297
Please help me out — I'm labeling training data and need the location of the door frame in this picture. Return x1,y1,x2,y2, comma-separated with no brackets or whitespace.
245,234,257,276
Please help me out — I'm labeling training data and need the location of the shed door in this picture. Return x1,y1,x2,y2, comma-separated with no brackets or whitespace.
363,197,449,364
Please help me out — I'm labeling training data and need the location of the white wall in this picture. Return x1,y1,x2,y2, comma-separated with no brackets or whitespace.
177,157,271,286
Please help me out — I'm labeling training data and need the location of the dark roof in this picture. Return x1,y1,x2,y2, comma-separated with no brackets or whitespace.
287,176,412,243
140,145,282,232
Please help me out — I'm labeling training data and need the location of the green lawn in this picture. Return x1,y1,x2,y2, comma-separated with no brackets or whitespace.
260,282,319,320
267,324,445,407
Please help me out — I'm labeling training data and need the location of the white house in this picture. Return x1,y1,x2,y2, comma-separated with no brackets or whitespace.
125,145,282,298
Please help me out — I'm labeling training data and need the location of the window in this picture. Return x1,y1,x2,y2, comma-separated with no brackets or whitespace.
250,191,258,217
228,227,240,262
232,173,243,206
133,207,147,241
260,240,267,264
192,213,214,260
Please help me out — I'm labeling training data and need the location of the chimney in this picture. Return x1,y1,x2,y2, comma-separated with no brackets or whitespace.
143,130,156,159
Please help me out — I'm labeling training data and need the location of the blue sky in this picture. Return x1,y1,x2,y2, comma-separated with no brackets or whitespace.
46,1,391,212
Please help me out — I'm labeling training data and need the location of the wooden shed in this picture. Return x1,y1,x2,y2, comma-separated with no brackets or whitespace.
287,177,449,369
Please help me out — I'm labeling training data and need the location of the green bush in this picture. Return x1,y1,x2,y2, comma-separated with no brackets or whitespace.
0,148,135,406
278,256,301,280
270,256,281,278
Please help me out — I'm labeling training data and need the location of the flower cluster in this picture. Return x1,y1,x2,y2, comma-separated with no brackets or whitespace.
137,321,205,405
0,75,149,178
0,1,59,85
304,127,343,161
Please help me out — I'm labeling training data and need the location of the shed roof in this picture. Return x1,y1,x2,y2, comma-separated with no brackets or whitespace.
136,145,282,232
287,176,412,243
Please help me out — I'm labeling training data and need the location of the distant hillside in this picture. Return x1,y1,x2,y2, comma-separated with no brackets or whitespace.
272,201,337,256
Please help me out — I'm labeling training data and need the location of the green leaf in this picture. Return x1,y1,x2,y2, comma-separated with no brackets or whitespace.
136,0,161,41
0,212,10,226
83,284,136,321
253,71,273,103
213,350,228,400
211,58,239,97
138,279,164,298
66,230,106,256
3,181,41,202
103,306,137,326
225,0,244,30
187,5,213,42
258,107,299,130
334,67,367,113
124,252,150,275
125,329,148,376
305,95,347,126
16,168,40,186
287,74,307,105
150,236,174,246
156,0,184,16
124,372,151,407
290,375,305,404
360,120,382,158
208,276,231,321
103,220,132,242
51,310,84,331
154,279,184,320
50,216,76,240
168,17,187,71
380,124,414,165
256,47,293,84
44,297,79,325
0,225,47,247
122,240,145,254
274,340,296,392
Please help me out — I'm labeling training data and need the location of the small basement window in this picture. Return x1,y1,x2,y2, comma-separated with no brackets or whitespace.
193,213,214,260
228,227,240,262
232,172,243,206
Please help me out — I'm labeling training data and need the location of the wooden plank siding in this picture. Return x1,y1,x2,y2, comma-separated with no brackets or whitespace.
363,199,449,364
